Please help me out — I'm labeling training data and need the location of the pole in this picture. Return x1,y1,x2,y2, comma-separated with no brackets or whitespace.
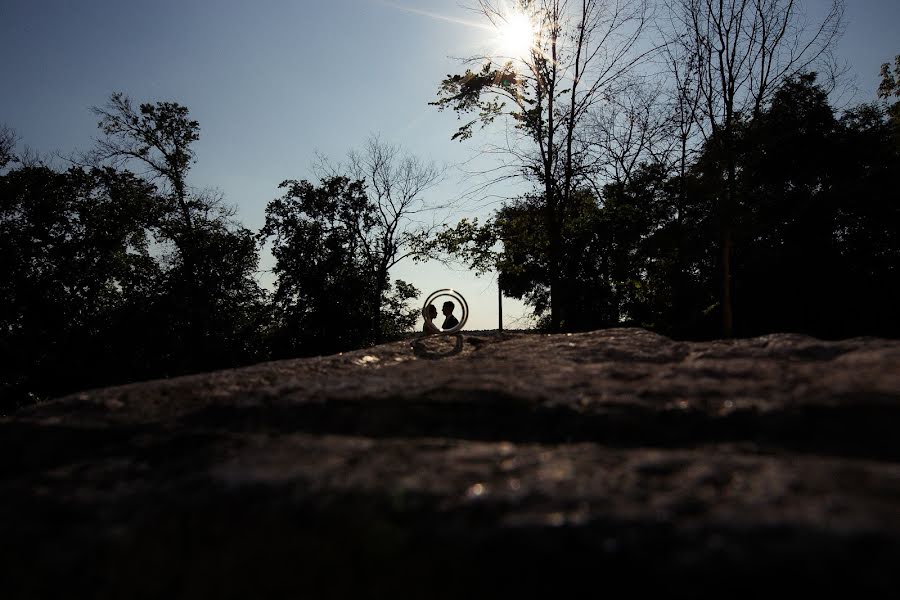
498,280,503,331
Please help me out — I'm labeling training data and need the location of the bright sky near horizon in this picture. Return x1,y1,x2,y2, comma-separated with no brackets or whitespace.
2,0,898,330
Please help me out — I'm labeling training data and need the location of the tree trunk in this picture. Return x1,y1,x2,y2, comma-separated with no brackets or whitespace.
547,194,563,332
373,275,385,343
722,150,736,338
546,15,561,332
722,227,733,338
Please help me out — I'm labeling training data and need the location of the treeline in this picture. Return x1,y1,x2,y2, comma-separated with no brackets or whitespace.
2,63,899,411
444,73,900,338
430,0,899,338
0,99,438,411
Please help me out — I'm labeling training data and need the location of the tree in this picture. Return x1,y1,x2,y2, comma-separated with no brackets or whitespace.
0,124,17,169
878,55,900,144
438,170,684,332
490,190,619,330
877,55,900,102
436,61,899,341
90,93,203,281
89,93,267,372
315,136,444,337
667,0,845,336
728,73,841,334
0,165,160,408
586,80,674,189
260,176,420,356
681,71,900,338
432,0,653,330
832,86,900,338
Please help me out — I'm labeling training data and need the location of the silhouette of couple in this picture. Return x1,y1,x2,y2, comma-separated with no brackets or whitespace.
424,301,459,332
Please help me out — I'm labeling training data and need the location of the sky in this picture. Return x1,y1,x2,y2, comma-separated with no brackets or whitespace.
2,0,898,330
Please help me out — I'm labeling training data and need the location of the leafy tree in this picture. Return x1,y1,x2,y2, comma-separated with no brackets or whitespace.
432,0,653,330
0,165,159,408
443,178,674,332
878,55,900,144
92,93,200,244
441,69,900,340
315,137,444,337
431,217,502,279
260,176,419,357
666,0,845,336
878,55,900,101
89,93,267,372
690,72,900,338
831,103,900,337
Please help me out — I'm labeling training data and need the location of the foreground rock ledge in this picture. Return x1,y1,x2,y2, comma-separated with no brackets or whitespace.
2,328,900,598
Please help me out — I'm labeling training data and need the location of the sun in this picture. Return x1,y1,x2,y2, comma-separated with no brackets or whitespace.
496,10,536,61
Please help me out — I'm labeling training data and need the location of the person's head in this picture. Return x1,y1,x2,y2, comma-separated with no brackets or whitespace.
442,301,455,316
427,304,438,319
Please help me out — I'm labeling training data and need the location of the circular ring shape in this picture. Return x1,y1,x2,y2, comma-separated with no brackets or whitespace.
422,288,469,335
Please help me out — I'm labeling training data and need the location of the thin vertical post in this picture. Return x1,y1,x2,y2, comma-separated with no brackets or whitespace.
498,281,503,331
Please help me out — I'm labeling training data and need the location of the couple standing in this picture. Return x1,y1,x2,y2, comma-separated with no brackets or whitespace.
424,301,459,332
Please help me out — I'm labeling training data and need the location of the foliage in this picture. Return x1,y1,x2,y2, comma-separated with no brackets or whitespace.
0,166,158,406
260,176,420,357
878,55,900,100
89,93,269,369
664,0,845,336
316,136,444,337
878,55,900,144
432,0,653,330
3,51,900,412
0,95,269,411
441,71,900,340
430,217,501,277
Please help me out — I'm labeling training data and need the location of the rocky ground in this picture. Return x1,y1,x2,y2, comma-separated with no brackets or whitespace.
2,328,899,598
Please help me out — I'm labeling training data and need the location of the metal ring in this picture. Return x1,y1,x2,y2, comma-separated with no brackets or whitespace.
422,288,468,335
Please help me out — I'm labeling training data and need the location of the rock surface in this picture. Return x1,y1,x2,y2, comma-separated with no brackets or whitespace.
2,328,900,598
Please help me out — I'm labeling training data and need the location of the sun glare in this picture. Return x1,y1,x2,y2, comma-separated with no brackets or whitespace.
496,11,536,61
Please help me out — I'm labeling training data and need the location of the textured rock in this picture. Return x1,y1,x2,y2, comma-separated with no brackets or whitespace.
2,329,899,598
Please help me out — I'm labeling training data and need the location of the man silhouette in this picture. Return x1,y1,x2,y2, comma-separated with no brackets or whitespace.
441,300,459,330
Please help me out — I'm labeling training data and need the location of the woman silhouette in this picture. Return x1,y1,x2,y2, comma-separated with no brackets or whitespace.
422,304,440,333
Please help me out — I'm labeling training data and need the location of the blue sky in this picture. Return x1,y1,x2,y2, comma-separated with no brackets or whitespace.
2,0,898,329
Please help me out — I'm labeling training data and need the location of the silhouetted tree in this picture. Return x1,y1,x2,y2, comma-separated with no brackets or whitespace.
89,93,267,372
260,176,419,357
91,93,199,252
0,124,17,169
0,165,159,407
432,0,653,330
729,72,899,336
440,68,899,340
315,137,444,338
667,0,845,336
492,190,617,330
879,55,900,144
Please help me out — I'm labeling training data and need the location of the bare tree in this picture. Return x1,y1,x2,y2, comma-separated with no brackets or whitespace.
316,136,445,336
0,124,17,169
668,0,845,336
433,0,654,330
585,79,674,189
657,14,704,216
